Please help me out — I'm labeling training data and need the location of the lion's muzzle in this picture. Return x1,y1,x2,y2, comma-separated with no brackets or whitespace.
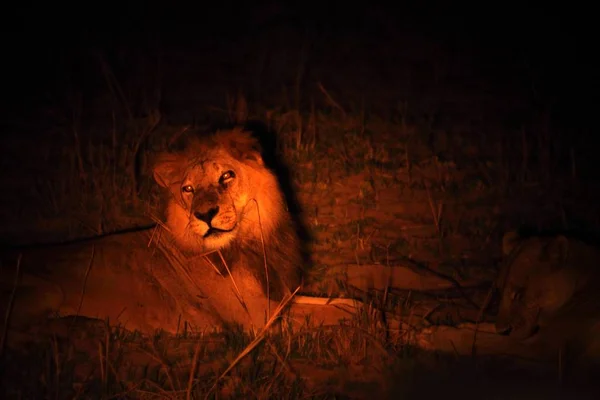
192,206,237,236
194,206,220,225
188,185,238,235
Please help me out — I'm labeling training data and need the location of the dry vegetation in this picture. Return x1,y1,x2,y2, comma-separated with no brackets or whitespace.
1,10,599,399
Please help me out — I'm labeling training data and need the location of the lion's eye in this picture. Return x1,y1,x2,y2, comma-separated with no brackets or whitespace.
219,170,236,184
182,185,194,193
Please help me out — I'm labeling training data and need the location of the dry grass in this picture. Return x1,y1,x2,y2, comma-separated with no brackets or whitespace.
1,293,409,399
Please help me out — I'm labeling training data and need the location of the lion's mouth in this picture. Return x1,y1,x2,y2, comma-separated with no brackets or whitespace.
204,226,235,238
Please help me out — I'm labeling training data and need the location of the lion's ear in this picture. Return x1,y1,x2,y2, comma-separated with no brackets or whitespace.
220,127,264,166
153,153,182,188
242,147,264,166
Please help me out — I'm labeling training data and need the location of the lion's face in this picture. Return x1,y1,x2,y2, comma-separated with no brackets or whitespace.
152,128,281,253
495,234,572,340
167,152,250,250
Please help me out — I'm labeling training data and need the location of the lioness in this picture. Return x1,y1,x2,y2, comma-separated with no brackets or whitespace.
495,230,600,367
417,231,600,365
1,127,305,335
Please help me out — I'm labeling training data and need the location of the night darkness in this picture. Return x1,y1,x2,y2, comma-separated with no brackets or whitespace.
1,2,600,398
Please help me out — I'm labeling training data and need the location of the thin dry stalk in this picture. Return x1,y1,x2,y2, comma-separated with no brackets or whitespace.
256,341,290,397
294,112,303,150
317,82,346,118
147,224,162,248
138,379,179,399
354,223,362,266
226,90,248,125
202,255,224,277
109,380,145,399
97,53,133,120
205,286,300,400
70,245,95,332
130,110,162,197
112,110,117,193
425,184,443,236
186,339,203,400
104,326,110,394
266,339,293,380
422,303,441,322
216,250,250,315
405,144,412,184
305,98,317,151
98,341,105,384
149,223,222,292
204,256,223,276
140,341,178,392
0,253,21,357
50,334,61,400
72,126,87,181
251,198,270,316
471,282,495,357
147,206,220,268
425,183,444,257
558,347,563,384
398,101,412,181
167,125,191,148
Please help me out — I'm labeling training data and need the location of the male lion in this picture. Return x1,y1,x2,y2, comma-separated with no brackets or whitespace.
152,126,304,301
495,230,600,368
1,127,305,335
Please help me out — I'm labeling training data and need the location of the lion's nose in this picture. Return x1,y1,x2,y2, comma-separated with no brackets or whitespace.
194,206,219,225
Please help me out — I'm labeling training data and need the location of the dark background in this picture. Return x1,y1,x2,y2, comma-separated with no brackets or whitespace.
3,3,596,128
1,2,598,244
